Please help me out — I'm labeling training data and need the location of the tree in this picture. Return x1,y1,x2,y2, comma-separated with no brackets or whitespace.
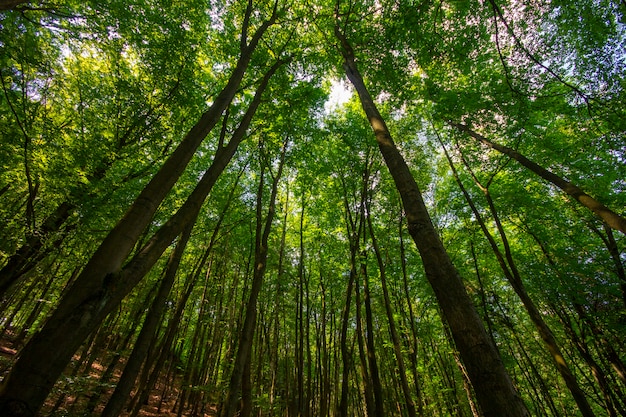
333,17,529,417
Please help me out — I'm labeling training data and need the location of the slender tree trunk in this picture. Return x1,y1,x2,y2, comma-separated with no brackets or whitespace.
337,248,355,417
220,139,287,417
591,223,626,309
398,216,425,416
354,259,375,417
269,191,289,414
524,222,626,390
0,53,283,416
367,211,417,417
296,197,306,416
128,265,199,417
361,248,385,417
555,303,624,417
335,26,528,417
450,122,626,234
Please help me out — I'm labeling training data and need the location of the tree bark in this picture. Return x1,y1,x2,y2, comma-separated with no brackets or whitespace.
335,26,529,417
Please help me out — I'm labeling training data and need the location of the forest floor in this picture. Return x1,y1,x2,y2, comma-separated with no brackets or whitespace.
0,329,218,416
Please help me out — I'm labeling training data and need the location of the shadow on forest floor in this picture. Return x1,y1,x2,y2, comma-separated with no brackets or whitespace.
0,329,218,416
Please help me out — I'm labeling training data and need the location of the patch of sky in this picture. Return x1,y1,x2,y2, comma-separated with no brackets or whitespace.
323,78,352,114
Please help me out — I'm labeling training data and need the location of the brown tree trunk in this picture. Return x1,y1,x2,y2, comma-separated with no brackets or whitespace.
335,26,529,417
220,139,287,417
450,122,626,235
367,211,417,417
0,51,283,416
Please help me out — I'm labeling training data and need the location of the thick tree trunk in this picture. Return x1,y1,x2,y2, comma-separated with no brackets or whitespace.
0,53,283,416
451,122,626,235
335,27,529,417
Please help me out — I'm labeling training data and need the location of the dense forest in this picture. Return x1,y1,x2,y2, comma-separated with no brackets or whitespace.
0,0,625,416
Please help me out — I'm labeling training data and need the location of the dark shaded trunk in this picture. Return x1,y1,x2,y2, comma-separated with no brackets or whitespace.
335,26,529,417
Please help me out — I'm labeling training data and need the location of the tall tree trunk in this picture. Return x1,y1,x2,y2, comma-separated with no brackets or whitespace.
450,122,626,235
337,245,356,417
296,196,306,416
220,138,287,417
361,246,385,416
335,26,529,417
398,216,425,416
0,53,283,416
269,191,289,413
128,260,200,417
367,210,417,417
354,258,375,417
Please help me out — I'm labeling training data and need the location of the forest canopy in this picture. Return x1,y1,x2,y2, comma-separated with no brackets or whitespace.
0,0,625,416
